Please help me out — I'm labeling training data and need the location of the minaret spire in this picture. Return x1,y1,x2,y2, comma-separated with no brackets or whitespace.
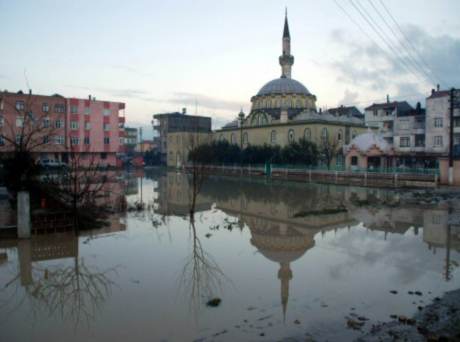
279,9,294,78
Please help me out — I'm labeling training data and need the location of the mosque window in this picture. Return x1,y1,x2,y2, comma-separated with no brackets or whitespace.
231,133,236,144
321,128,328,142
270,130,277,144
288,129,295,143
337,129,343,141
304,128,311,140
296,99,302,108
243,132,249,146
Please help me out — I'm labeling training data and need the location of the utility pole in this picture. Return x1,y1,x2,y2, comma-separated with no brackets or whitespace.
449,88,454,185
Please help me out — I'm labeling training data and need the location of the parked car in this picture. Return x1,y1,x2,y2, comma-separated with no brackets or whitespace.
38,159,67,169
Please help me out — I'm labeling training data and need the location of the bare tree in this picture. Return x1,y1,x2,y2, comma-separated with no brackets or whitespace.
0,91,64,153
320,137,341,170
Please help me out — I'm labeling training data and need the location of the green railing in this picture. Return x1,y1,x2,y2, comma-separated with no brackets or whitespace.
187,163,439,176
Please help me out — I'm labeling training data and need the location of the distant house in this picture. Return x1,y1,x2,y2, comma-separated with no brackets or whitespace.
135,140,156,153
153,108,212,164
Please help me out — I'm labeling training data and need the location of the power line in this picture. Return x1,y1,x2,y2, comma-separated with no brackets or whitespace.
377,0,447,86
367,0,437,85
333,0,424,86
350,0,429,85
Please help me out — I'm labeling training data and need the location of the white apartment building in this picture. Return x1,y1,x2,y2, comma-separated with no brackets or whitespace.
425,89,460,156
364,98,413,145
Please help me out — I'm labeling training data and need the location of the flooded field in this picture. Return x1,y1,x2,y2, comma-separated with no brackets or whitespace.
0,169,459,341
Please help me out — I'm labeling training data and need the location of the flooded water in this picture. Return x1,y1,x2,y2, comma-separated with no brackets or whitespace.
0,169,459,341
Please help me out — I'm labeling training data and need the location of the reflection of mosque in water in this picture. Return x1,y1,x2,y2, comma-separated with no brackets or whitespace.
155,172,460,316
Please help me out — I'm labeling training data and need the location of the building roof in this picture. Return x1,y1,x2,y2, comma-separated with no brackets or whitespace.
344,130,392,154
293,110,364,125
153,112,211,120
327,105,364,119
427,90,450,99
364,101,413,113
256,77,311,96
283,13,290,39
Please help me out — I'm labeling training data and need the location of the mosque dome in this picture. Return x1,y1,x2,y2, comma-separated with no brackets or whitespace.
256,77,311,96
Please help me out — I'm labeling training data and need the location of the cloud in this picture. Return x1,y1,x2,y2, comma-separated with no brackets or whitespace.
168,92,243,113
330,24,460,96
338,89,359,106
109,65,155,79
64,84,158,102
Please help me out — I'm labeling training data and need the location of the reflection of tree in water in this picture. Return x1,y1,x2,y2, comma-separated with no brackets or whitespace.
178,214,227,314
0,245,118,329
26,259,117,327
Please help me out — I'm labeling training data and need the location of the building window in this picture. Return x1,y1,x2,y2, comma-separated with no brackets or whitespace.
16,117,24,127
54,136,64,145
16,134,22,145
219,134,224,141
351,156,358,166
43,118,50,128
70,121,79,130
84,107,91,115
55,120,64,128
337,129,343,141
270,130,277,144
104,137,110,145
288,129,295,143
43,136,49,144
85,122,91,130
0,135,4,146
0,116,3,127
103,109,111,116
15,101,25,111
103,123,111,131
70,137,79,145
230,133,236,144
400,137,410,147
100,152,107,159
303,128,311,140
84,136,90,145
434,136,443,147
321,128,328,142
70,105,78,114
434,118,443,128
54,104,65,113
42,103,49,112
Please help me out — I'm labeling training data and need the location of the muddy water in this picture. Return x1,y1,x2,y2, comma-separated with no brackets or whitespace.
0,169,459,341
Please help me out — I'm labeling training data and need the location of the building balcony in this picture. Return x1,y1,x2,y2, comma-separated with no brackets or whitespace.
412,127,425,134
381,130,393,137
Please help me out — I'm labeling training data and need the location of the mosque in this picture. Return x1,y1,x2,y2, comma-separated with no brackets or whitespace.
214,12,368,156
166,12,369,168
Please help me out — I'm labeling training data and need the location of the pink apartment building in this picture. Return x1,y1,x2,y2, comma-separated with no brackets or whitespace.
0,90,125,167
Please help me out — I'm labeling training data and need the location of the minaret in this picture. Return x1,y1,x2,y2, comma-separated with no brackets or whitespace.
279,8,294,78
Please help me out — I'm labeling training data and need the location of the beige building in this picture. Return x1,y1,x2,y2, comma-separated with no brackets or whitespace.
166,131,211,167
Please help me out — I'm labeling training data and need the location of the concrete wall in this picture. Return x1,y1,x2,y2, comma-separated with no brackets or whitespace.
439,158,460,185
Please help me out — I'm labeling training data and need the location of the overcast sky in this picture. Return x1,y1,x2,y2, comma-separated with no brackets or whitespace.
1,0,459,136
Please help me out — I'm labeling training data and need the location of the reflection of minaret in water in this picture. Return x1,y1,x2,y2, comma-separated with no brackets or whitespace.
278,261,293,322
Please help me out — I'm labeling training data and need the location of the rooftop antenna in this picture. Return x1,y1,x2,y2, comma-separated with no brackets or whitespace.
23,68,31,93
